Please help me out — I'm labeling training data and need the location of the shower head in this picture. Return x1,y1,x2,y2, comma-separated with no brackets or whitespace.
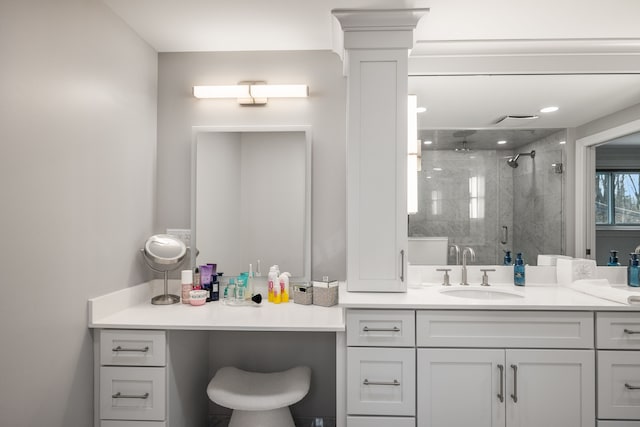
506,150,535,168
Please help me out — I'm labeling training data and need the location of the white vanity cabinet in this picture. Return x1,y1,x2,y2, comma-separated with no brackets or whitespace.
346,310,416,425
596,312,640,424
94,329,209,427
415,311,596,427
96,329,168,426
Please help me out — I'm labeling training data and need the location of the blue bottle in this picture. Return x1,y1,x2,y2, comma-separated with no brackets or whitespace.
514,253,525,286
629,253,640,287
503,250,512,266
608,250,620,266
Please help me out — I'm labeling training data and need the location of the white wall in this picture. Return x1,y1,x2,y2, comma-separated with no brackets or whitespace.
157,51,347,280
0,1,158,426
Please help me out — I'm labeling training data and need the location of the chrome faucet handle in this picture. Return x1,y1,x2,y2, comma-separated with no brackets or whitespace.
480,269,496,286
436,268,452,286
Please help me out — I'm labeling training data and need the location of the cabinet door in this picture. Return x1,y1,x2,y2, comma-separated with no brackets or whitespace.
417,349,505,427
347,347,415,416
506,350,595,427
346,49,407,293
598,351,640,419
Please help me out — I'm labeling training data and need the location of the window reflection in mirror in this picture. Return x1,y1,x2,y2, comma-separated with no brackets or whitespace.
595,133,640,265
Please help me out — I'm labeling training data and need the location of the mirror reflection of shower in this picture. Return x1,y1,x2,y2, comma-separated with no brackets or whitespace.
507,150,536,168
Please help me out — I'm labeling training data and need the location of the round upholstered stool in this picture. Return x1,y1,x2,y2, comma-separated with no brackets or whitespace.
207,366,311,427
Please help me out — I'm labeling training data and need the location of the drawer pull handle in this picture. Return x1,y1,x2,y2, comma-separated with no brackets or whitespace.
625,383,640,390
510,364,518,403
623,329,640,335
497,364,504,403
112,392,150,399
112,345,150,353
362,326,400,333
363,379,400,386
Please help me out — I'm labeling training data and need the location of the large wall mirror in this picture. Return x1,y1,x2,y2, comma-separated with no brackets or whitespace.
191,126,311,280
408,73,640,266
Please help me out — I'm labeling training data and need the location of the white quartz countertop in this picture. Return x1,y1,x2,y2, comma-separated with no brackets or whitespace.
89,279,640,331
88,280,344,331
339,282,640,311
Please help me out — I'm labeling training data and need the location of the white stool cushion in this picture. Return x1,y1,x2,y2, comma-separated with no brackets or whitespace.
207,366,311,411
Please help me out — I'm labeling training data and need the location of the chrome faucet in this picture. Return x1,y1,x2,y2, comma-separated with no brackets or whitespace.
460,247,476,286
449,244,461,265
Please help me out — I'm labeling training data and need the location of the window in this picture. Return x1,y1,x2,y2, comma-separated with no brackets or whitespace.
596,171,640,225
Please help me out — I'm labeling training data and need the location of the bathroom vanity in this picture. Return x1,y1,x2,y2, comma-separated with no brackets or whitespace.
89,278,640,427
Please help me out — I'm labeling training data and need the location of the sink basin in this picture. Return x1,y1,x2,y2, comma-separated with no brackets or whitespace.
439,287,524,300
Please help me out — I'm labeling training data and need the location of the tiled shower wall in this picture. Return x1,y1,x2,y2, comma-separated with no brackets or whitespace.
409,131,565,265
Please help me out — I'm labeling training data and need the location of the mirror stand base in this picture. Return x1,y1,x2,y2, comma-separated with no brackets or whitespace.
151,294,181,305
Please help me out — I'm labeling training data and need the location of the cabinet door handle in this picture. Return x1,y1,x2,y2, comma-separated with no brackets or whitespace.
112,345,150,353
624,328,640,335
362,326,400,332
400,250,405,282
510,364,518,403
497,364,504,403
112,392,150,399
625,383,640,390
363,379,400,386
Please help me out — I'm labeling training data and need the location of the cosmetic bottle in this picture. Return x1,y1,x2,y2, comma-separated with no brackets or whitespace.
181,270,193,304
608,250,621,266
503,250,512,266
629,253,640,287
211,272,221,301
194,267,201,289
267,265,279,302
514,253,525,286
279,272,291,303
246,264,254,300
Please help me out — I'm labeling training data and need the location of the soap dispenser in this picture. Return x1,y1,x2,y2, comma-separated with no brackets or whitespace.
629,253,640,287
608,250,621,266
503,250,512,266
514,253,525,286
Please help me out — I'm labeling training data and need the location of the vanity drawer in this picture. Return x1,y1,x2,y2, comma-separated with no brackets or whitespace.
101,422,167,427
347,416,415,426
416,310,594,348
347,347,415,416
598,422,640,427
100,366,166,421
100,330,166,366
598,351,640,419
597,312,640,350
347,309,415,347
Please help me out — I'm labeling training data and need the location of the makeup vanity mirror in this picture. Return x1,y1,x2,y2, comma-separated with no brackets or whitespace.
191,126,311,280
408,73,640,265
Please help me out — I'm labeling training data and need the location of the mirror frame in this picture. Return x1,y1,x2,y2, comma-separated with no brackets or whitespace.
575,117,640,260
190,125,313,282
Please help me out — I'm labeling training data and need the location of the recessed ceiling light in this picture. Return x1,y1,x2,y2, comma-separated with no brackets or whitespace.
424,140,433,145
497,140,507,145
540,106,559,113
433,167,443,171
416,107,427,113
426,176,432,179
559,140,566,145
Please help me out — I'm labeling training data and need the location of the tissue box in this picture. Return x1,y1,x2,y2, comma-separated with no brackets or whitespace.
556,258,597,285
312,280,339,307
293,284,313,305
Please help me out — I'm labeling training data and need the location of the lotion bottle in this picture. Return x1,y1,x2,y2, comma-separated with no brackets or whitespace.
514,253,525,286
267,266,278,302
279,272,291,303
181,270,193,304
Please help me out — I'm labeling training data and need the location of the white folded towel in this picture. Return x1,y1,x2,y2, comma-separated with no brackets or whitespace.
567,279,640,305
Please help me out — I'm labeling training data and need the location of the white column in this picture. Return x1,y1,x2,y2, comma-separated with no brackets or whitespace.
333,9,427,292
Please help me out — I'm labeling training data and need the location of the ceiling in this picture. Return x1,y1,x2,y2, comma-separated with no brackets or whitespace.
102,0,640,146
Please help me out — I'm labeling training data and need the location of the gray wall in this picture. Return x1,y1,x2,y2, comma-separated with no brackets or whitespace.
0,1,158,426
156,51,347,281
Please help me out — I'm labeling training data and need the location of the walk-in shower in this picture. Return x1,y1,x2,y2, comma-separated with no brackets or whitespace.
507,150,535,168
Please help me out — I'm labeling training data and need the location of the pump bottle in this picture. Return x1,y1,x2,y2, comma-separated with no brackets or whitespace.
514,253,525,286
629,253,640,287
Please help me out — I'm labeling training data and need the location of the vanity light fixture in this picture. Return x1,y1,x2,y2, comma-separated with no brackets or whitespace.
540,106,559,113
193,82,309,105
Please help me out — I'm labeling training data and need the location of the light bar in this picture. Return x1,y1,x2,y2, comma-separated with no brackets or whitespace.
193,83,308,104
